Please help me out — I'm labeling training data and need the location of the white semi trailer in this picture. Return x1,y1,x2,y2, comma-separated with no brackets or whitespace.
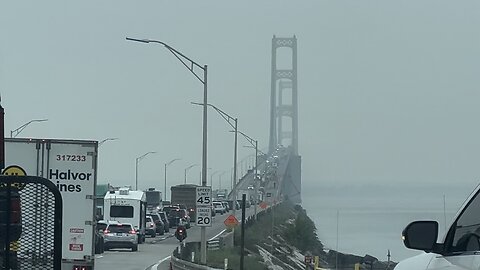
5,138,98,270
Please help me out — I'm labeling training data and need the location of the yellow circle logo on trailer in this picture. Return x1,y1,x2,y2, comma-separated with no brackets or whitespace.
1,165,27,190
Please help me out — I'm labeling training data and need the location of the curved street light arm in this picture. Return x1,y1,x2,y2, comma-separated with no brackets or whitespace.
236,130,256,148
192,102,237,130
126,37,205,84
243,145,266,156
137,151,156,162
166,158,181,166
186,164,199,171
11,119,48,138
99,137,119,146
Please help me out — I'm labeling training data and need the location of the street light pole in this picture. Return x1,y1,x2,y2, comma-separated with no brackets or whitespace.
165,158,181,201
127,37,209,264
218,171,226,190
135,151,156,190
184,164,199,184
238,131,261,220
191,102,238,217
210,170,222,187
10,119,48,138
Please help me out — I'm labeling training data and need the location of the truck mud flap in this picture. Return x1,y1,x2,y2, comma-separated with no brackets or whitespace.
0,175,62,270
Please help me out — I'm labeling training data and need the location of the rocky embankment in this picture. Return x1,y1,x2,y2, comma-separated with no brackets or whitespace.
234,202,397,270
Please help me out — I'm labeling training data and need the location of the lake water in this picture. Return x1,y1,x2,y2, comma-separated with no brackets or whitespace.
302,182,478,262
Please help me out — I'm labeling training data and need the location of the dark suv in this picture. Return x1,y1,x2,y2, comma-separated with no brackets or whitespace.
168,209,191,228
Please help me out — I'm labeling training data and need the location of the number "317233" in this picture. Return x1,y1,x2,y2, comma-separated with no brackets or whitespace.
56,155,86,162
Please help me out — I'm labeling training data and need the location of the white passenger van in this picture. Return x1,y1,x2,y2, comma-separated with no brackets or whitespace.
396,184,480,270
103,187,147,243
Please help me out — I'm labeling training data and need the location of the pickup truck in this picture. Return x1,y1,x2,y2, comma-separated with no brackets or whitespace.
396,184,480,270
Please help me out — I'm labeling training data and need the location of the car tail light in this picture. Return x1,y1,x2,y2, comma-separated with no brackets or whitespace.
103,230,110,234
129,230,136,234
150,224,154,228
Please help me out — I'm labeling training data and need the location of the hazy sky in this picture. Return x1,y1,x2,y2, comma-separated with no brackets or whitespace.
1,1,480,201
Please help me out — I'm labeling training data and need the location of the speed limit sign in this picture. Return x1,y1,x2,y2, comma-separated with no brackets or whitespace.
196,186,212,227
196,207,212,227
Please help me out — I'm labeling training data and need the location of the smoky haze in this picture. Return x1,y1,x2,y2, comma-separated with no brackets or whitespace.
1,0,480,239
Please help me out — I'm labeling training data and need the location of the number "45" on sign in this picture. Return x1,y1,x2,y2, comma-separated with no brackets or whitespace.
196,196,210,204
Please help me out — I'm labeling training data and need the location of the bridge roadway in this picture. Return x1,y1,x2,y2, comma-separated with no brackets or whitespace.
96,207,256,270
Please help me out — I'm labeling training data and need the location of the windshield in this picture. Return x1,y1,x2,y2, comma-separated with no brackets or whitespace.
110,206,134,218
97,223,108,231
108,224,133,233
148,214,159,222
448,190,480,252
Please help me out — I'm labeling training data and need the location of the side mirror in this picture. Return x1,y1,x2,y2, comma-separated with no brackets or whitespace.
402,221,438,252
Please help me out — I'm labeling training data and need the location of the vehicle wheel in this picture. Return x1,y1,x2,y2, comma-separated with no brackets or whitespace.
151,231,156,238
132,245,138,252
159,229,165,236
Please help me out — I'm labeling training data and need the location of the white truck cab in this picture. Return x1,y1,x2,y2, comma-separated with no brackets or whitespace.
396,184,480,270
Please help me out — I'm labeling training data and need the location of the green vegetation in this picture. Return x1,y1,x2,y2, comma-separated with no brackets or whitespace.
193,203,327,269
283,204,324,254
234,202,297,251
206,248,267,270
233,202,324,254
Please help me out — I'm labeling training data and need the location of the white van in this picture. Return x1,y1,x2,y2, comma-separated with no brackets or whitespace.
396,184,480,270
103,187,147,243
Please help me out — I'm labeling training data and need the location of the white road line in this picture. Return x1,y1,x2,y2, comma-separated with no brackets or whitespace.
209,229,226,241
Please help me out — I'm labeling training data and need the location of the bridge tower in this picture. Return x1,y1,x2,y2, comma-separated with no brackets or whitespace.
269,35,301,203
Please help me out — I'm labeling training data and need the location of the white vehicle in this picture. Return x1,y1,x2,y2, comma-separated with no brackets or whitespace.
103,187,147,243
213,202,225,214
396,184,480,270
5,138,98,270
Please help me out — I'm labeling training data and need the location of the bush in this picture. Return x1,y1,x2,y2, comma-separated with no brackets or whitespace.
283,208,324,253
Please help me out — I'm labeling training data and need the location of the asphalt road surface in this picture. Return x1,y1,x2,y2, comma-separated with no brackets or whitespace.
96,207,256,270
